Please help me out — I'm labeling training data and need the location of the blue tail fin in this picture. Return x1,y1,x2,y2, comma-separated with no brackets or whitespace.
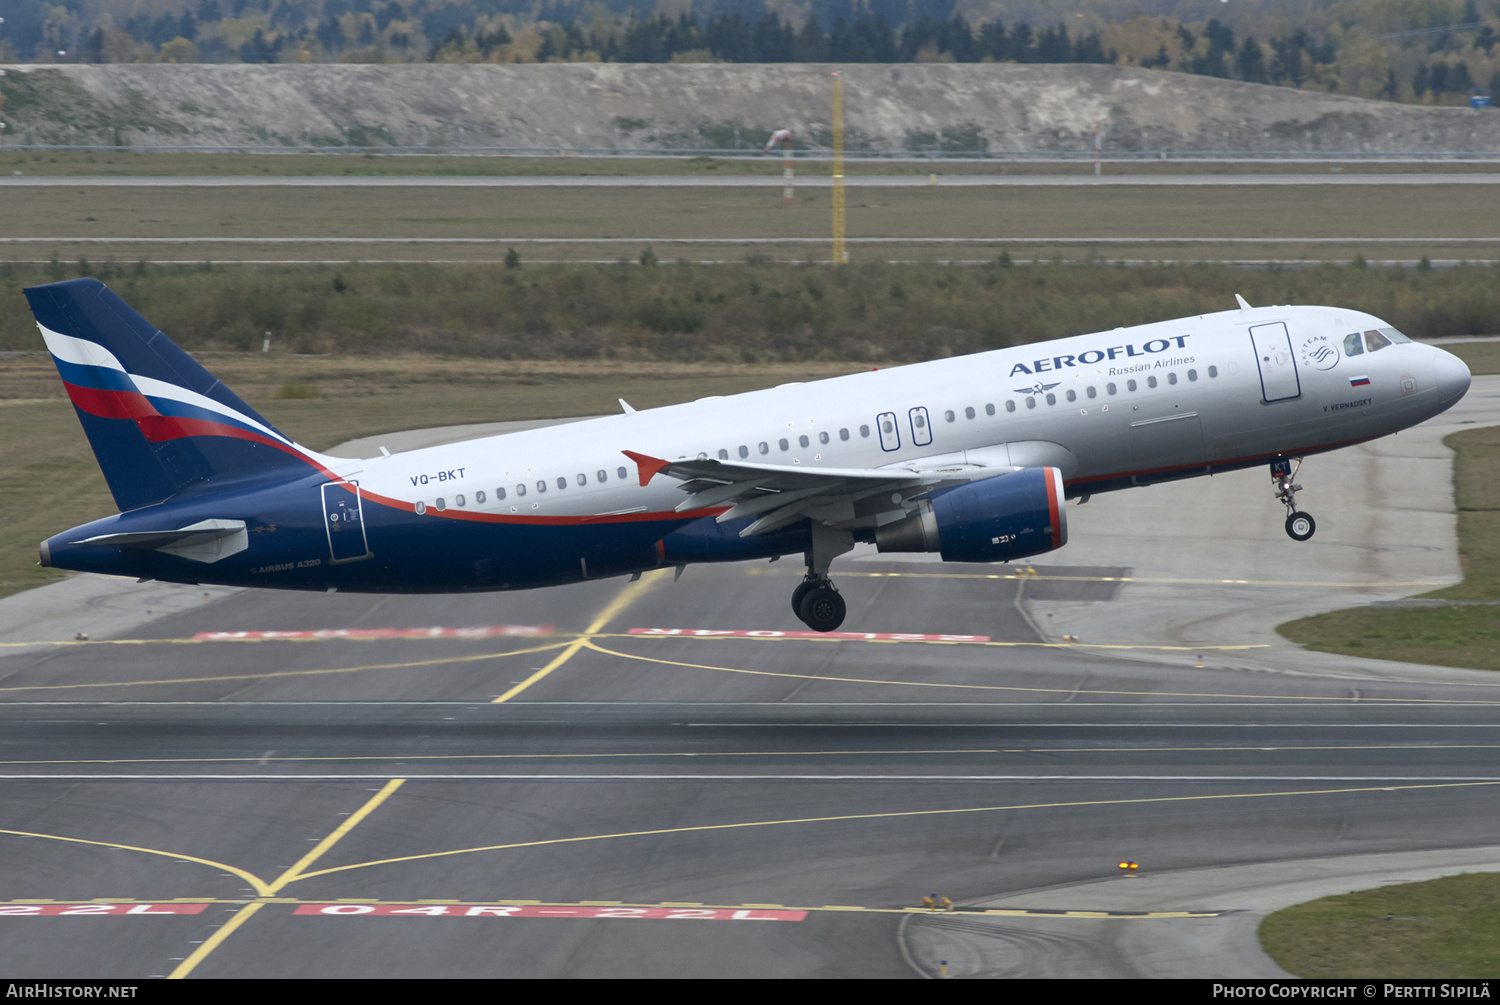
25,278,320,511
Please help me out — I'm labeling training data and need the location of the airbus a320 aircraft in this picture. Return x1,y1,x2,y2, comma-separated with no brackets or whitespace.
27,279,1471,632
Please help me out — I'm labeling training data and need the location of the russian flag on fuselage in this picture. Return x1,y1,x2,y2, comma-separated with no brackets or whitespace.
26,279,319,511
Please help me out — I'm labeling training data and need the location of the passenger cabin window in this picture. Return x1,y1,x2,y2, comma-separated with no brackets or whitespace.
758,442,769,455
944,410,955,422
1107,383,1117,395
1065,390,1076,402
1086,386,1097,399
840,428,850,441
965,406,975,419
496,487,507,500
1167,372,1178,385
1364,329,1393,353
798,435,810,448
476,491,486,504
819,432,830,444
597,470,607,483
577,474,587,486
1188,369,1198,381
739,445,749,458
1207,366,1219,378
617,466,628,480
1025,396,1036,409
516,484,526,497
1005,400,1016,413
860,425,871,438
456,494,466,507
536,481,547,493
718,449,728,460
1045,393,1056,406
435,498,446,511
1127,379,1138,392
1147,376,1157,388
779,438,789,452
985,403,995,416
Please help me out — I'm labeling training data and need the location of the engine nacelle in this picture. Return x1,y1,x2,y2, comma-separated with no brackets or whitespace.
874,467,1067,563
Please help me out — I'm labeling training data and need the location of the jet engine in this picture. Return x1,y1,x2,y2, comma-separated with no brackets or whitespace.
874,466,1067,563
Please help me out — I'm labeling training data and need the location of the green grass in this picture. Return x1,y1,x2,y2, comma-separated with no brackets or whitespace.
6,150,1500,178
7,181,1500,245
1261,872,1500,978
1443,341,1500,377
1278,424,1500,670
6,261,1500,361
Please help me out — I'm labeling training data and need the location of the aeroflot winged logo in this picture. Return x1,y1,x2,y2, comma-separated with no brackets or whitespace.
1009,335,1194,378
1012,381,1062,395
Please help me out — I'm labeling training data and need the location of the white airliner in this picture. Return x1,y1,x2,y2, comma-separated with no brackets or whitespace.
27,280,1471,631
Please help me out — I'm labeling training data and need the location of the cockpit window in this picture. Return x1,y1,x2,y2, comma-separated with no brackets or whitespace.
1343,333,1364,357
1364,329,1393,353
1378,326,1412,344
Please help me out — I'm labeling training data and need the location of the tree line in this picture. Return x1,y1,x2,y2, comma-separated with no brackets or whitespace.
5,0,1498,105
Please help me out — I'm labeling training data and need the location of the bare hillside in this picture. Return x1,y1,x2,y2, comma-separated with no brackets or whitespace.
3,62,1498,154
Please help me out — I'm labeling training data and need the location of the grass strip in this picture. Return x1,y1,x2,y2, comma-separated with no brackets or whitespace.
1278,423,1500,670
1261,872,1500,978
7,151,1500,178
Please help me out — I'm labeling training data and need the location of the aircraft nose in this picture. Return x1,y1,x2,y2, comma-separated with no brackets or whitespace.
1433,347,1472,406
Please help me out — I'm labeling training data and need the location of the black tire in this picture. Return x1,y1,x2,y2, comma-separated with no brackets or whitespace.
1285,511,1316,542
798,586,847,633
791,579,817,616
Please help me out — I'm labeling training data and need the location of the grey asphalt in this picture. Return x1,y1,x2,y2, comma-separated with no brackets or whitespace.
0,379,1497,978
4,173,1500,187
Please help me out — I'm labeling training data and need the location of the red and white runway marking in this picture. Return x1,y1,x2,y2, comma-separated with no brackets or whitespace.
193,625,554,641
295,904,805,921
0,904,208,916
628,628,989,642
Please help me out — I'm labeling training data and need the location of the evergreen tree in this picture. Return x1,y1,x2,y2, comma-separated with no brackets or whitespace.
977,20,1007,61
793,16,827,61
1235,37,1266,83
1035,25,1070,63
753,14,793,62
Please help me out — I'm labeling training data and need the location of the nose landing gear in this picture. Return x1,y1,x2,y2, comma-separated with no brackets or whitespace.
1272,457,1316,542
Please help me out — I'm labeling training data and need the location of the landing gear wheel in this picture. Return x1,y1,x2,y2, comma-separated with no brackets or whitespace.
797,586,847,633
791,579,818,617
1285,511,1316,542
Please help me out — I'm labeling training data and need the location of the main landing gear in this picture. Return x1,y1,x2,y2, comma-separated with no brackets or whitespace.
792,523,855,632
1271,457,1316,542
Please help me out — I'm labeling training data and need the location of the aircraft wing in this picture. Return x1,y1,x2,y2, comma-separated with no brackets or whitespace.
623,450,1015,537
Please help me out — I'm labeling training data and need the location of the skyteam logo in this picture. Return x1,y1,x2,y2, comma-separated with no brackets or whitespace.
1299,334,1340,371
1012,381,1062,395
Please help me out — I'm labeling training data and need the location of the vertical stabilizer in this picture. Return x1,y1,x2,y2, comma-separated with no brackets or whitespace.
25,278,319,511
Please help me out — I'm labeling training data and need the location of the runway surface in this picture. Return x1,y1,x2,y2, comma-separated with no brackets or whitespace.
0,377,1497,979
5,174,1500,188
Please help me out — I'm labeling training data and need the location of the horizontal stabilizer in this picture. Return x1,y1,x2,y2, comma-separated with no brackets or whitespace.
78,519,248,564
